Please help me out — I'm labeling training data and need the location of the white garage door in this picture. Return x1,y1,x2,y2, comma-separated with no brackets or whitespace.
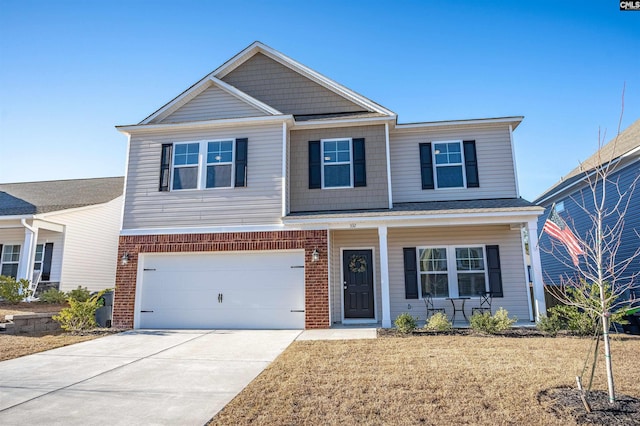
137,250,305,329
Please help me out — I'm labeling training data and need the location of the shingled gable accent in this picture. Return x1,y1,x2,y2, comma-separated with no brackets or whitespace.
214,42,395,117
144,76,281,125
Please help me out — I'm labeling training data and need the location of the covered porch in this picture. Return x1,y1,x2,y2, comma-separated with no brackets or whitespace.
285,199,547,328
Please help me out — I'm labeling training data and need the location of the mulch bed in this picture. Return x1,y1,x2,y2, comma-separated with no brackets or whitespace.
377,327,549,338
539,386,640,425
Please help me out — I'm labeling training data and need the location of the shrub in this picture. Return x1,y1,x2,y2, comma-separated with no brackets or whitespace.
39,288,68,304
470,308,516,334
66,286,91,302
0,275,32,304
53,290,106,331
536,314,562,336
424,312,452,331
394,312,418,334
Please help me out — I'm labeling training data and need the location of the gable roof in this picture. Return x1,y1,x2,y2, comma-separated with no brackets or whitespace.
139,41,395,125
0,177,124,216
534,118,640,204
143,76,281,124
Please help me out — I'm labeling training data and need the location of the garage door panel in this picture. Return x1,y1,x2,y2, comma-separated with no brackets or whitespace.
138,251,305,329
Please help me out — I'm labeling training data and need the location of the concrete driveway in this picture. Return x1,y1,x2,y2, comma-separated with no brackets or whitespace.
0,329,300,425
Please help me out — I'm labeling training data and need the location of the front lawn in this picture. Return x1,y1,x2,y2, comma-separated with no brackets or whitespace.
209,335,640,425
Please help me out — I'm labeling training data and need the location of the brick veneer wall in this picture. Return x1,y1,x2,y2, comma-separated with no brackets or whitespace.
113,230,329,329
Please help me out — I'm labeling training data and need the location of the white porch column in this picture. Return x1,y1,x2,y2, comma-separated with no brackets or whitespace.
17,221,38,282
378,225,392,328
527,219,546,321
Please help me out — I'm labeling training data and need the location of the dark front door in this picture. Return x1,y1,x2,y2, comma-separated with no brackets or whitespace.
343,249,374,319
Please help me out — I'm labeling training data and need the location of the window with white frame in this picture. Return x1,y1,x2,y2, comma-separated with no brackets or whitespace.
171,140,236,190
1,245,21,278
433,141,465,188
172,142,200,190
206,140,234,188
322,138,352,188
419,246,488,298
33,244,44,272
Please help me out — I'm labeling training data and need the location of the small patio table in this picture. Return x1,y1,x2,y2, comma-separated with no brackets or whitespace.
446,297,471,325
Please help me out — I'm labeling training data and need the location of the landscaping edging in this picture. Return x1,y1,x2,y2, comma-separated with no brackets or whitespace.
0,312,61,335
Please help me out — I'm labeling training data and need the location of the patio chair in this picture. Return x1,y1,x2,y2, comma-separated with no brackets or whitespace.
424,293,445,318
472,291,493,315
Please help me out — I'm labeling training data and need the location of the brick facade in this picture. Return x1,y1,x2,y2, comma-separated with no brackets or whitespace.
113,230,329,329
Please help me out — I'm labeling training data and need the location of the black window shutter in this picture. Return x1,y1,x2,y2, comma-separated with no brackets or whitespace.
403,247,419,299
308,140,321,189
486,245,503,297
42,243,54,281
419,143,434,190
159,143,173,192
463,140,479,188
352,138,366,187
235,138,248,187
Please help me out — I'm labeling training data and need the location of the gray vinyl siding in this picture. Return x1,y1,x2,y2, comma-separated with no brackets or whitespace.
222,53,364,115
330,229,381,324
390,125,518,202
122,123,284,229
160,85,265,123
290,125,389,212
387,225,530,322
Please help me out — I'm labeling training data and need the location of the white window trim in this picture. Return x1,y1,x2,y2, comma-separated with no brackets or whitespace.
170,139,236,191
432,140,467,190
417,245,489,298
321,137,353,189
1,244,21,277
33,243,44,271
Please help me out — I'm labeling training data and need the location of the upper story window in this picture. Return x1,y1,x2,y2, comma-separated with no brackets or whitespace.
419,140,479,190
1,244,21,278
434,141,464,188
161,138,247,192
322,138,352,188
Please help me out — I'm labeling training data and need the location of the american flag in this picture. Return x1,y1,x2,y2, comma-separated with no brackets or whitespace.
543,205,584,266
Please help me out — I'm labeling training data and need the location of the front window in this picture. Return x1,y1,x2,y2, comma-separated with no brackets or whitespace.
172,143,200,190
434,141,464,188
418,246,488,298
455,247,486,296
419,248,449,298
1,245,21,278
206,140,234,188
322,138,352,188
34,244,44,272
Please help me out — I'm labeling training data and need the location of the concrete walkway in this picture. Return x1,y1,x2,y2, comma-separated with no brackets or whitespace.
0,329,300,426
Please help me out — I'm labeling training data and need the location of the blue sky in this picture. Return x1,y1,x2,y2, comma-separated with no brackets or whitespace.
1,0,638,200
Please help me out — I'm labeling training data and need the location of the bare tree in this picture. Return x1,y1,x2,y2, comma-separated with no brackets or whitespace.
542,114,640,404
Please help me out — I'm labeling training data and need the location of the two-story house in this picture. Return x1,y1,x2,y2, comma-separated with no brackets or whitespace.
113,42,546,330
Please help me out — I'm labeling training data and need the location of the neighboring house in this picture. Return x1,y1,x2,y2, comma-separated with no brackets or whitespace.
0,177,124,294
114,42,546,330
534,119,640,304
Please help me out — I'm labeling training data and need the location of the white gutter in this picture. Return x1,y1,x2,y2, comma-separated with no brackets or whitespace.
117,115,295,134
385,122,393,208
292,116,396,129
394,116,524,131
20,218,36,233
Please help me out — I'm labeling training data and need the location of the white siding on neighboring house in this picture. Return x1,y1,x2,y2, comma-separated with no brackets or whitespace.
123,123,284,229
387,225,530,322
329,229,381,323
159,84,266,124
390,124,518,202
48,196,123,293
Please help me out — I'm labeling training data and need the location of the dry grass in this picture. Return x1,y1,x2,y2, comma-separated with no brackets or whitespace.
209,335,640,425
0,333,100,361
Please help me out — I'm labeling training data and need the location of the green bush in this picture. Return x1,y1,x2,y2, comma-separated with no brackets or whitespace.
536,314,562,336
470,308,516,334
424,312,452,331
394,312,418,334
0,275,32,304
39,288,68,304
53,290,106,331
66,286,91,302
